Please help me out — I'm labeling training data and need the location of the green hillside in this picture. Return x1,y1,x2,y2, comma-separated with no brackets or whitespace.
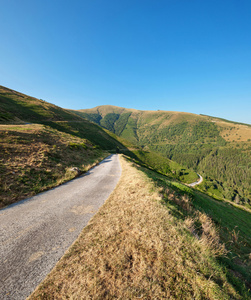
0,86,128,151
78,105,251,207
0,86,198,207
2,85,249,208
1,86,251,297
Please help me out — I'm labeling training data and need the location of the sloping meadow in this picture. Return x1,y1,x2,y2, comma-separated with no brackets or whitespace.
79,105,251,208
29,156,249,299
0,124,107,208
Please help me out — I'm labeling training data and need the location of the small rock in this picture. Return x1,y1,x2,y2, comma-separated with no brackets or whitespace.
70,167,81,175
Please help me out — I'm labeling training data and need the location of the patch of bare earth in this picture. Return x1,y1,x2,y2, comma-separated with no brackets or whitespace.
29,156,240,300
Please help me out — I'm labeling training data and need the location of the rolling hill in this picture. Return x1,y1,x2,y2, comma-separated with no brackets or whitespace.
0,86,129,150
0,86,198,207
77,105,251,207
1,86,251,297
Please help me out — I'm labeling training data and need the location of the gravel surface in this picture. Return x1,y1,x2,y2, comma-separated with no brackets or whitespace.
188,174,203,187
0,154,121,300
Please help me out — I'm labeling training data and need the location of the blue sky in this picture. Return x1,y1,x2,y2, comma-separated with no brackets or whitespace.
1,0,251,124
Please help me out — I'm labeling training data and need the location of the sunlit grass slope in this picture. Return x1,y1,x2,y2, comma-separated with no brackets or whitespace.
0,85,128,151
0,85,198,190
140,162,251,296
0,85,129,207
29,156,251,299
0,124,108,208
79,105,251,208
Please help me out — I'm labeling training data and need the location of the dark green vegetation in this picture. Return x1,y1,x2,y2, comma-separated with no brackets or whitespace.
125,149,198,184
79,105,251,208
132,158,251,298
0,86,197,207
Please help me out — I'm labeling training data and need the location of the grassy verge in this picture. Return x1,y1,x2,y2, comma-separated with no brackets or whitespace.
137,164,251,297
29,156,249,299
0,124,108,208
123,149,199,184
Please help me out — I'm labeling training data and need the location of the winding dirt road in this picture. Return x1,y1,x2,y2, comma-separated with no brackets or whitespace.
0,154,121,300
188,174,203,187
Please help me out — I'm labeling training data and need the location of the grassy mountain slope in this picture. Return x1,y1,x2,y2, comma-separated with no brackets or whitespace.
0,85,82,123
30,156,251,299
0,86,124,207
0,86,127,151
0,124,108,208
1,86,250,297
0,86,197,207
78,105,251,207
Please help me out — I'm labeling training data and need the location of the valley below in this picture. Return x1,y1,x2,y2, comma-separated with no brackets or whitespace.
78,105,251,209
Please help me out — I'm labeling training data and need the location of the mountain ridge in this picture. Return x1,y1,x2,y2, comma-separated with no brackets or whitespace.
77,105,251,207
0,85,199,207
79,104,251,126
1,85,250,206
1,85,251,297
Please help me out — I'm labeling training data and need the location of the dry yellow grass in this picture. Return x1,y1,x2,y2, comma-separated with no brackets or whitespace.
218,122,251,142
29,156,240,300
0,124,107,208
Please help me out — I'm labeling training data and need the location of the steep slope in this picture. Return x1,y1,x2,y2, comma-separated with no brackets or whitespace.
0,124,108,208
0,86,197,207
78,105,251,207
0,86,129,151
0,85,81,123
0,86,126,207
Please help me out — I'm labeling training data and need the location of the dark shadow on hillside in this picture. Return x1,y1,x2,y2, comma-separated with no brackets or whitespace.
0,93,80,123
0,91,143,165
0,95,46,123
43,121,142,163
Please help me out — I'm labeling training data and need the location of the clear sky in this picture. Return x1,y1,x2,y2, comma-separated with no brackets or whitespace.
1,0,251,124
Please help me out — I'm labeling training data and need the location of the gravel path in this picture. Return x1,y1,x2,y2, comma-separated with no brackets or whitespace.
188,174,203,187
0,154,121,300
